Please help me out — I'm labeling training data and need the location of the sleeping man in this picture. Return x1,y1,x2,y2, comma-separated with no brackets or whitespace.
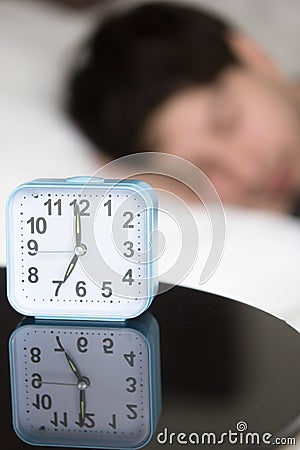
68,1,300,216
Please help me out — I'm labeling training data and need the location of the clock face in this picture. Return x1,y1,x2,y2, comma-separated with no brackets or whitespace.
9,317,160,449
6,180,157,319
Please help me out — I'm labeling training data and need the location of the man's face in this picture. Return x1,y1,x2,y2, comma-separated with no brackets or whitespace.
142,67,300,212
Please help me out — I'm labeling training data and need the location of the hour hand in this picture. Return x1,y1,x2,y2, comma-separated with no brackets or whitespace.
64,351,83,382
62,254,78,283
52,254,78,296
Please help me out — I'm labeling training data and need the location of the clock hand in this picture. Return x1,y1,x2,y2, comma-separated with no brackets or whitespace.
52,254,79,297
80,388,86,423
37,250,74,254
64,351,83,382
77,378,90,427
60,339,90,386
52,208,87,296
74,202,82,247
63,350,89,426
42,381,78,386
62,254,79,283
74,202,87,256
54,203,83,294
52,201,87,296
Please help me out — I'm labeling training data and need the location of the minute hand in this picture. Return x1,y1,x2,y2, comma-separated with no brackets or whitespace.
75,202,82,247
80,389,86,422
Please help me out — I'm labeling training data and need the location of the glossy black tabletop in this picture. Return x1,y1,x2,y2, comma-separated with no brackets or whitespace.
1,266,300,450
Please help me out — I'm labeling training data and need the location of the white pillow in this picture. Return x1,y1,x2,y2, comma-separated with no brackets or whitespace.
159,203,300,331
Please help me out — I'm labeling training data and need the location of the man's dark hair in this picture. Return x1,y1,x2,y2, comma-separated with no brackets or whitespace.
67,1,238,158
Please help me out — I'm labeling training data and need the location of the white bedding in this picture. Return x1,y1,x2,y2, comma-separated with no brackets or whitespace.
1,0,300,336
158,203,300,330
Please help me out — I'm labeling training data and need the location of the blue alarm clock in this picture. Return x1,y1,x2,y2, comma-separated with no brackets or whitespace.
9,312,161,449
6,177,158,321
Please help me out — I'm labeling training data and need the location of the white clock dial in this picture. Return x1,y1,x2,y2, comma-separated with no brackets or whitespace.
6,179,158,320
9,315,161,449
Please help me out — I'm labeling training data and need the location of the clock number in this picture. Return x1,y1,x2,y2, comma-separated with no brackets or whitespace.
108,414,117,430
27,217,47,234
54,336,65,352
123,241,134,258
123,211,134,228
28,267,39,283
125,377,137,393
101,281,112,298
84,414,95,428
44,199,62,216
126,404,138,420
102,338,114,354
70,199,90,216
52,280,63,296
77,337,88,353
76,281,87,297
123,351,136,367
30,347,41,363
31,373,43,389
122,269,134,285
32,394,52,410
75,413,95,428
27,239,38,256
50,412,68,427
104,199,112,216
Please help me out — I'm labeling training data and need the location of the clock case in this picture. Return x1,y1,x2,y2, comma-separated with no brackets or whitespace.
6,177,158,321
9,312,162,449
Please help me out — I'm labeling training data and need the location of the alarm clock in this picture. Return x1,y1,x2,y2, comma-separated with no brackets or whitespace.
9,312,161,449
6,177,158,320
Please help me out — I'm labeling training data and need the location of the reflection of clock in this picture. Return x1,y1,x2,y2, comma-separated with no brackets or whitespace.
6,177,158,320
9,312,161,449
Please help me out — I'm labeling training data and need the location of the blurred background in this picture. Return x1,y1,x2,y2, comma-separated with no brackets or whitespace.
2,0,300,334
